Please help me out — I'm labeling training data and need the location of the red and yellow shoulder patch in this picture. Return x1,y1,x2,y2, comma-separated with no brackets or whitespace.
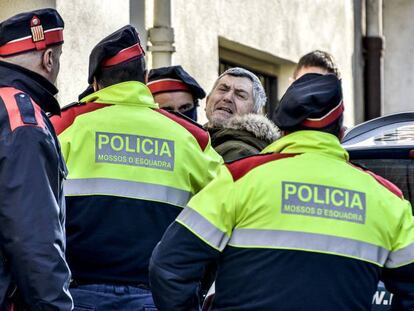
226,153,297,181
0,87,44,131
155,108,209,151
50,102,110,135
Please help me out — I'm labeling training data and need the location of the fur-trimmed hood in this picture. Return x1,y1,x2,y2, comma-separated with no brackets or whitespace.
223,113,280,143
207,114,281,162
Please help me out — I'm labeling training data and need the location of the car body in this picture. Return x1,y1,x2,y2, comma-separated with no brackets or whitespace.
343,112,414,311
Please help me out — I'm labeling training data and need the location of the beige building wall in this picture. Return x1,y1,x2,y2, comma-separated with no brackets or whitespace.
1,1,358,125
0,0,54,19
383,0,414,115
171,0,356,125
56,0,130,105
0,0,130,105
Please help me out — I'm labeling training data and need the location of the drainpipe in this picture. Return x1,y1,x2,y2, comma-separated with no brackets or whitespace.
363,0,384,120
130,0,147,51
148,0,175,68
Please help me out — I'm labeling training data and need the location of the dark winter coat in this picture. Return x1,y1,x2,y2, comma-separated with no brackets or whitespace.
0,61,72,310
207,114,280,162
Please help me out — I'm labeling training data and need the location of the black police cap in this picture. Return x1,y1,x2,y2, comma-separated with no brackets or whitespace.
147,65,206,100
273,73,343,130
0,8,64,57
88,25,144,84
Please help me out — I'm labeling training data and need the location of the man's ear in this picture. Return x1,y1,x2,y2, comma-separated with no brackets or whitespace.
41,48,54,74
205,95,210,111
92,77,99,92
144,70,148,84
339,126,347,141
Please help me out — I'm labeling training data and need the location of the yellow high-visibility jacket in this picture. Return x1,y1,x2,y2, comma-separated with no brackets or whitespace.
150,130,414,311
51,81,222,285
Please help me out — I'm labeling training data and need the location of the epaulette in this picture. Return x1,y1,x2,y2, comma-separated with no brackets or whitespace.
155,108,209,151
50,101,110,135
46,101,83,119
168,110,206,130
61,101,84,112
226,153,297,181
0,87,44,132
349,162,404,199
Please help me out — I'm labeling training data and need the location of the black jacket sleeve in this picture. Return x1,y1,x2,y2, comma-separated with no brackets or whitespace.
0,126,72,310
149,221,220,311
382,262,414,310
381,199,414,311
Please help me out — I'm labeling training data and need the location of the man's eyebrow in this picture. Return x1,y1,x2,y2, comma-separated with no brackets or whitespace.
217,82,230,88
234,88,249,94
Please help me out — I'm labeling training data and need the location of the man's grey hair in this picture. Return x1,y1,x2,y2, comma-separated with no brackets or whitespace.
211,67,267,114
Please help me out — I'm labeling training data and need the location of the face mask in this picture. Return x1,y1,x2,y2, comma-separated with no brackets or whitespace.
182,106,198,121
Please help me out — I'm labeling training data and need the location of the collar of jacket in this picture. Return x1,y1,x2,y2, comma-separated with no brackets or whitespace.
218,114,280,143
262,130,349,161
81,81,158,108
208,126,270,151
206,114,280,144
0,60,60,115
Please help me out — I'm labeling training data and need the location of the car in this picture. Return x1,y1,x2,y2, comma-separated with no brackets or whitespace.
342,111,414,210
342,111,414,310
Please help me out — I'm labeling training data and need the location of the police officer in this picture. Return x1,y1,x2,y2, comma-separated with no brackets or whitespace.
147,65,206,121
51,25,222,310
149,73,414,310
0,9,72,310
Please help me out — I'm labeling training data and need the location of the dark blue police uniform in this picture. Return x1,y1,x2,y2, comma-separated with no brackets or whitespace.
0,9,72,311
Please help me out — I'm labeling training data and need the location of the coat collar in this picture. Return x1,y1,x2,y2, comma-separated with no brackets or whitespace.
206,114,280,143
262,130,349,161
81,81,158,108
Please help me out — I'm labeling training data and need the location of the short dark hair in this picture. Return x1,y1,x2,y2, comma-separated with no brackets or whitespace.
294,50,340,79
289,115,344,138
319,115,343,137
95,57,146,88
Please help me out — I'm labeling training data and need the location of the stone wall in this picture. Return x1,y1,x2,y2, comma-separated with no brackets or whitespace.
383,0,414,115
